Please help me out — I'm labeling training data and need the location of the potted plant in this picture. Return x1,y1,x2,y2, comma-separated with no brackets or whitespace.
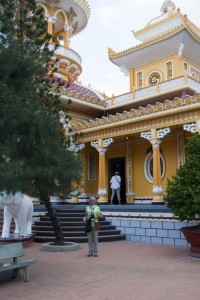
164,132,200,257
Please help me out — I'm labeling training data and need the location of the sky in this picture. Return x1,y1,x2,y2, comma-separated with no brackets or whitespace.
70,0,200,97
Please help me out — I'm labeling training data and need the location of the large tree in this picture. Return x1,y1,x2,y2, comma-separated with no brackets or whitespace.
0,0,82,245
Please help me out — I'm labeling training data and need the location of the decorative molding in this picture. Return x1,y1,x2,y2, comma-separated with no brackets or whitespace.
71,94,200,135
141,131,151,141
91,138,113,155
103,138,113,147
151,139,161,148
152,186,163,194
46,15,56,23
120,66,129,76
98,188,107,195
91,141,99,149
183,123,196,133
78,111,200,143
178,43,184,58
157,127,170,138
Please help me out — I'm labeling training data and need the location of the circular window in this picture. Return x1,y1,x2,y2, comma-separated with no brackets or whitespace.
144,152,165,183
148,72,161,85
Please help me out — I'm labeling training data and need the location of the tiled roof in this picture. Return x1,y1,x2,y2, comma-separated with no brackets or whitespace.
65,82,103,100
49,76,104,101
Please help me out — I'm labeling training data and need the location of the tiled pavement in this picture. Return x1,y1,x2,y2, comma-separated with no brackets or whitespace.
0,241,200,300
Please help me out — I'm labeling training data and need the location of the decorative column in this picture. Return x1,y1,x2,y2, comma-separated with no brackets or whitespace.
63,24,71,47
70,143,85,204
151,139,162,203
126,142,135,203
141,128,170,203
46,15,56,38
91,138,113,203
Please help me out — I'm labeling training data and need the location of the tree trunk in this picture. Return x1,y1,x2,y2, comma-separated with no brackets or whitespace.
44,198,65,245
38,185,65,245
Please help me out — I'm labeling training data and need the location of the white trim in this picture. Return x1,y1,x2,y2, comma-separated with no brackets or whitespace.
55,9,68,25
144,152,165,183
36,3,48,17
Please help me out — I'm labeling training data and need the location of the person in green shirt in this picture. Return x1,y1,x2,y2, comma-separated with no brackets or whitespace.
83,197,103,257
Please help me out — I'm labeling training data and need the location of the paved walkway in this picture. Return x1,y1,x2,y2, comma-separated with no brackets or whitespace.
0,241,200,300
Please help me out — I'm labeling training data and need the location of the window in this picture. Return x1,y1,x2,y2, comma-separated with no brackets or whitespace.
137,72,143,88
184,62,188,74
88,151,96,180
191,67,200,81
144,152,165,183
148,72,161,85
166,62,173,79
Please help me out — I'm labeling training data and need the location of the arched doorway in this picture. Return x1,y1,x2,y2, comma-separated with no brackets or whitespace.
108,157,126,204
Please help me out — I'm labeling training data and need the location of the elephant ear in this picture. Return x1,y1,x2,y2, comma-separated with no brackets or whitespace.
13,192,23,205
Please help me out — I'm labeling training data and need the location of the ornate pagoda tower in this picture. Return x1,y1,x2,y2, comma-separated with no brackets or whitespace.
36,0,90,83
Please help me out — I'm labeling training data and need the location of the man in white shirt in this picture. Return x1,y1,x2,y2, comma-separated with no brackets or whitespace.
110,171,121,204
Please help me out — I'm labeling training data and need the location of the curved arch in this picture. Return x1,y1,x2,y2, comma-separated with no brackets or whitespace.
36,3,48,17
55,9,68,24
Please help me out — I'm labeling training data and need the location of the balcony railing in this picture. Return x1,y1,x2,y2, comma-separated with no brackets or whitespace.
106,76,200,108
54,45,82,66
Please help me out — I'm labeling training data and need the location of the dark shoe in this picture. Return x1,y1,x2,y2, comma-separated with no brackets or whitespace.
94,254,98,257
87,254,92,257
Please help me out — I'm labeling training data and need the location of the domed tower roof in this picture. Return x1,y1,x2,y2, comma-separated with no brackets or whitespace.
145,0,176,28
161,0,176,14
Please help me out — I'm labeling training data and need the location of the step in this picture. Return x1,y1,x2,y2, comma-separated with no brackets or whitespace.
40,216,87,222
32,225,116,232
33,208,126,243
33,234,126,243
33,229,121,237
33,221,111,227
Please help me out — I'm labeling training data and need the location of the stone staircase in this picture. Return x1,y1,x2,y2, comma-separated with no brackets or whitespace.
33,209,126,243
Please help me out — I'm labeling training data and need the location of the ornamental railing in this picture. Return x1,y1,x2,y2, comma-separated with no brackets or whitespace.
106,76,200,107
54,46,82,66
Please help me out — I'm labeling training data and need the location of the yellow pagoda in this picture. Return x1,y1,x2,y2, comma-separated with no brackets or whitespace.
37,0,200,205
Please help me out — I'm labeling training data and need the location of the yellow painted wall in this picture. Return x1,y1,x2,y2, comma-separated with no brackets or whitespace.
132,53,198,89
132,142,152,197
160,137,177,191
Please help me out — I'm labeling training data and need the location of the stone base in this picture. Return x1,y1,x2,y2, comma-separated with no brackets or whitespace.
42,242,80,252
0,234,34,248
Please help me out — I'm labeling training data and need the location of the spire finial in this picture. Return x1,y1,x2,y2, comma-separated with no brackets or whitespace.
161,0,176,14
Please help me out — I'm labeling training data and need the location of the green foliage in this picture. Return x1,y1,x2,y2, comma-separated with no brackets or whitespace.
0,0,82,199
165,133,200,221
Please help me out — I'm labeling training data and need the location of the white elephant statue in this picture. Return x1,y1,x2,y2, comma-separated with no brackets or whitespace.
0,191,33,239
